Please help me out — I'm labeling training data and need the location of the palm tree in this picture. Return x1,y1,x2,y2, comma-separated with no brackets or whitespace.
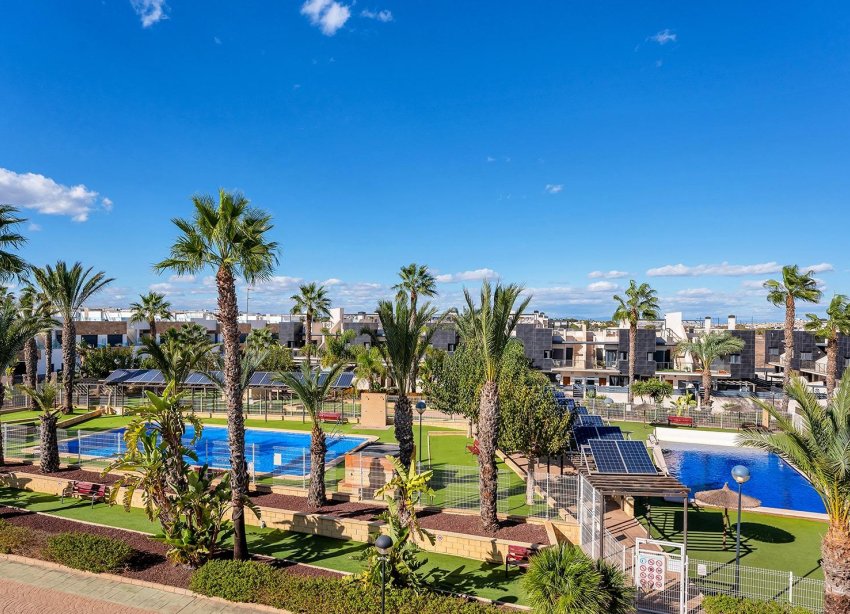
676,332,745,406
320,329,356,368
392,263,436,318
155,189,278,561
765,265,822,412
804,295,850,401
31,262,113,414
18,383,61,473
374,297,444,469
129,291,173,342
612,281,660,403
0,205,28,283
18,286,44,389
290,283,331,364
0,302,53,465
460,280,531,532
274,362,344,509
740,377,850,613
353,345,386,391
140,336,215,391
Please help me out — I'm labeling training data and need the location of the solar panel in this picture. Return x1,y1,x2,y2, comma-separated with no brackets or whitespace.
576,414,604,427
573,426,624,447
565,398,576,410
588,439,656,475
588,440,626,473
334,372,354,388
617,440,657,474
575,406,589,415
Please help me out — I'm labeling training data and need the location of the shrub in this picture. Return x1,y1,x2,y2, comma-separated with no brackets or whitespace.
43,532,134,573
191,560,497,614
702,595,812,614
0,519,42,555
523,543,634,614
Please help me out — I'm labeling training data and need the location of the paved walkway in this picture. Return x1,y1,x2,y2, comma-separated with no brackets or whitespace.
0,559,273,614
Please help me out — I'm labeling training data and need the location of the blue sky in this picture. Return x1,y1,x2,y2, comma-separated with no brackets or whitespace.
1,1,848,320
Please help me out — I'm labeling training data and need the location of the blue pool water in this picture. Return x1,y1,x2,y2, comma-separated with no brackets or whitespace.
61,426,369,475
663,442,825,514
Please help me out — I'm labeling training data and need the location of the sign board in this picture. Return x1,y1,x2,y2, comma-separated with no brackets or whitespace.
273,452,282,466
636,552,666,591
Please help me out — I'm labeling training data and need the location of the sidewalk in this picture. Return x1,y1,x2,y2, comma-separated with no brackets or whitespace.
0,558,276,614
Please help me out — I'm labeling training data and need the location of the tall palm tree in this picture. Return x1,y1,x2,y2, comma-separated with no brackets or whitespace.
392,263,436,317
129,291,173,342
0,205,28,283
676,332,745,406
17,383,61,473
460,280,531,532
765,265,822,412
141,336,216,391
274,362,344,509
155,189,278,561
374,297,444,469
0,302,53,465
612,281,660,403
18,286,41,389
741,377,850,613
31,262,113,414
804,295,850,401
290,283,331,364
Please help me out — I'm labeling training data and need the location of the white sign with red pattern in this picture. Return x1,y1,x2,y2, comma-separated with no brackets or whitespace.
636,553,666,591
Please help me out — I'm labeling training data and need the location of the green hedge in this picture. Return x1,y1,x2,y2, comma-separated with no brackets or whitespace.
703,595,813,614
191,560,498,614
43,532,134,573
0,519,42,555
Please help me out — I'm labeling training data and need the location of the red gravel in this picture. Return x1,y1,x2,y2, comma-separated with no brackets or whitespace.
0,464,122,486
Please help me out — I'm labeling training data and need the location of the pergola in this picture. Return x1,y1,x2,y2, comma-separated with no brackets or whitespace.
583,472,690,558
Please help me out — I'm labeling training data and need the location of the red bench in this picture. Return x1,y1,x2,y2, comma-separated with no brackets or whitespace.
62,481,110,507
505,545,532,577
668,416,695,427
466,439,480,456
317,412,343,424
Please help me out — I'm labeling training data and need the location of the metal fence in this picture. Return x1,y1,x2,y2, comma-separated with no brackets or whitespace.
580,398,777,431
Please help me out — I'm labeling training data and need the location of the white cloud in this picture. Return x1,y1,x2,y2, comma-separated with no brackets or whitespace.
588,270,629,279
0,167,110,222
435,268,499,283
544,184,563,194
361,8,393,22
587,281,618,292
27,223,41,232
486,156,496,163
130,0,168,28
213,36,222,45
167,274,196,283
646,261,837,278
650,29,677,45
805,262,834,273
301,0,351,36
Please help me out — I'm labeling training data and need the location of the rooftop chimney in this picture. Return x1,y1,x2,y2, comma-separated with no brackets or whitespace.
728,314,737,330
704,316,712,332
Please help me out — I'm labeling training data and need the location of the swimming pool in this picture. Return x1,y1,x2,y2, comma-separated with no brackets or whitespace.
61,425,370,476
662,442,825,514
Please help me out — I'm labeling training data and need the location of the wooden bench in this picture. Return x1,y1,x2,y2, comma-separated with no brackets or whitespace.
466,439,480,456
667,416,695,427
505,545,531,577
61,481,109,507
317,412,343,424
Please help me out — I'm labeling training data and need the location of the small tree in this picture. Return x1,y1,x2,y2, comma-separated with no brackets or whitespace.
631,379,673,407
353,345,386,391
676,332,745,406
804,295,850,401
18,383,62,473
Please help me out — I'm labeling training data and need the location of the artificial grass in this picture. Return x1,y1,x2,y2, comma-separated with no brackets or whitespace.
0,486,527,604
637,499,826,579
1,408,89,425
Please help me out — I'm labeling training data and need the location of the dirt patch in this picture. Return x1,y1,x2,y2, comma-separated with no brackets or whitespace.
0,464,122,486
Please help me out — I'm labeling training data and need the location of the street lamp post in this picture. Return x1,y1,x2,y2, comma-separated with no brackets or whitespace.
375,534,394,614
415,401,427,469
731,464,751,587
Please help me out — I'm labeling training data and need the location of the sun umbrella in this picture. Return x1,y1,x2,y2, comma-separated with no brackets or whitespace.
694,483,761,549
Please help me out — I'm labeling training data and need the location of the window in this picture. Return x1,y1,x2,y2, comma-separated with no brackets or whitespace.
618,351,627,361
800,352,813,361
729,354,741,364
845,357,850,368
81,334,98,347
543,350,551,359
238,333,248,343
447,343,456,352
647,352,655,362
364,341,371,349
768,347,780,356
106,334,123,347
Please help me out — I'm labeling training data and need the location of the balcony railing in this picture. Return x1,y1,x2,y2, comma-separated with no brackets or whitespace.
799,360,830,376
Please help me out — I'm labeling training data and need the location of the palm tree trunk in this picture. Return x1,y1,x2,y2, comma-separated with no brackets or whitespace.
39,413,60,473
307,422,326,509
0,382,6,465
305,314,313,364
24,338,37,390
822,525,850,613
628,323,636,403
478,380,500,532
43,330,52,379
702,366,712,407
217,265,249,561
525,454,537,505
61,320,75,414
827,337,838,401
149,318,157,342
782,295,795,413
394,394,414,469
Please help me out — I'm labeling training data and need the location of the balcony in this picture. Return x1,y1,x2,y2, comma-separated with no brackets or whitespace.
800,360,829,376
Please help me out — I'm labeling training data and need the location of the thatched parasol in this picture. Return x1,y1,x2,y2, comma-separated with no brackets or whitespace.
694,483,761,549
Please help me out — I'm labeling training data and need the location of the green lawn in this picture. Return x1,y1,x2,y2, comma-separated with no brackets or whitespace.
637,500,826,578
1,407,90,425
0,487,527,604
